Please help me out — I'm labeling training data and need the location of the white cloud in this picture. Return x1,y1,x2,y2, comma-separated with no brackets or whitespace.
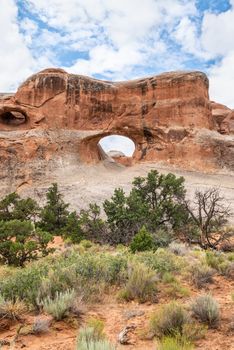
0,0,54,91
1,0,234,111
200,4,234,107
0,0,34,90
23,0,197,80
67,44,144,80
173,17,209,59
201,9,234,57
209,51,234,108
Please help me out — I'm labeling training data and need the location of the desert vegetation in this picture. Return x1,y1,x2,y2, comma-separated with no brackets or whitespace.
0,170,233,349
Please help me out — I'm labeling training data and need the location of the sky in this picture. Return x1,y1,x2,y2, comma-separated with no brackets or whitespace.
99,135,135,156
1,0,234,155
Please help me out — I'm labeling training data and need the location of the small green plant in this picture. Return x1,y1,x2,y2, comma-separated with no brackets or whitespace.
42,289,75,320
80,239,93,249
164,282,190,298
157,335,194,350
190,263,214,289
130,226,154,253
191,294,220,328
86,318,105,340
77,339,116,350
119,263,157,303
162,273,190,297
150,302,189,337
77,327,116,350
162,272,176,284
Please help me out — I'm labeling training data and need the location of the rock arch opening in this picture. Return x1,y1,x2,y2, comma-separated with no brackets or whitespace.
98,135,136,166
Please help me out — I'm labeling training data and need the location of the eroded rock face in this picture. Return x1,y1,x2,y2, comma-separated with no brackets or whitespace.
0,68,233,193
211,101,234,135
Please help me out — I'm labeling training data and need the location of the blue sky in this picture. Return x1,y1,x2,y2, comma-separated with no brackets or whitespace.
1,0,234,110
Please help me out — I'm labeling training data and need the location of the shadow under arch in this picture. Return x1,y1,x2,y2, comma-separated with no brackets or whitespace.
0,108,28,128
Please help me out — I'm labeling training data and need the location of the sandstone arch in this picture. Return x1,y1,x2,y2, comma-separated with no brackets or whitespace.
0,68,234,194
78,130,141,164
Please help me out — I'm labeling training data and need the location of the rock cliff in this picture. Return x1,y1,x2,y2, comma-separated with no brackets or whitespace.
0,68,233,194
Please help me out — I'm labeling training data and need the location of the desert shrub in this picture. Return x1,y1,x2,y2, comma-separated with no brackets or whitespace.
157,336,193,350
0,219,53,266
227,252,234,261
206,251,225,270
77,327,116,350
36,264,79,302
182,323,207,341
86,318,105,339
136,249,185,275
0,294,27,320
191,294,220,328
0,260,50,307
190,263,215,289
157,336,194,350
70,252,128,285
152,229,173,248
162,272,190,298
150,302,190,337
162,272,176,284
78,326,101,343
164,281,190,298
119,263,158,303
206,251,234,278
0,250,128,307
168,242,188,256
41,289,76,320
80,239,93,249
32,317,50,334
130,226,154,253
77,339,116,350
219,261,234,278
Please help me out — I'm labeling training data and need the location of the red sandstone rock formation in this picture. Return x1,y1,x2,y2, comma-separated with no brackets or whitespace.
0,68,233,193
211,101,234,134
